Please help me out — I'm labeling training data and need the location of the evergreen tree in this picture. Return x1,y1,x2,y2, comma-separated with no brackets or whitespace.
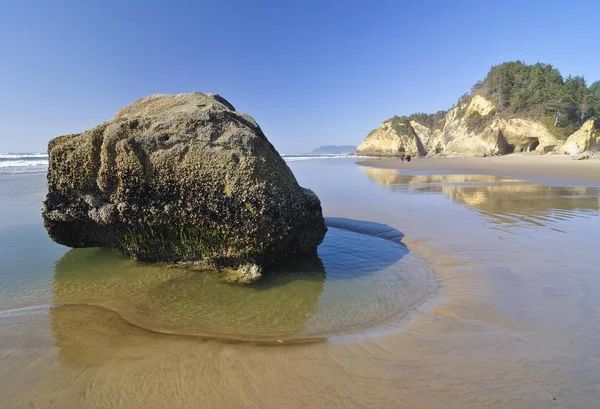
473,62,597,137
590,81,600,117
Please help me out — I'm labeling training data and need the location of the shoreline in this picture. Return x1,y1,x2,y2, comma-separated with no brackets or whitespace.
356,154,600,187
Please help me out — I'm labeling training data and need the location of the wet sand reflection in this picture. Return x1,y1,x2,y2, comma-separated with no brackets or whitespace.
360,166,600,227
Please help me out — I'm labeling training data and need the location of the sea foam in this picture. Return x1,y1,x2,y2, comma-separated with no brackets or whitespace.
0,153,48,174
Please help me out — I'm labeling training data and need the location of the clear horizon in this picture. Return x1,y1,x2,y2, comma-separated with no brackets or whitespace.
1,0,599,153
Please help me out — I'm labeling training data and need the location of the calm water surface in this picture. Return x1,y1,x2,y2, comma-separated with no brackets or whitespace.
1,159,600,409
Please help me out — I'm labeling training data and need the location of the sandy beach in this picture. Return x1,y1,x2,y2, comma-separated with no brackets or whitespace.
1,157,600,408
3,0,599,406
357,154,600,187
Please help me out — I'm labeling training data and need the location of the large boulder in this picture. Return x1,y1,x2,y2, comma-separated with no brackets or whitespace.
559,118,600,155
42,93,327,280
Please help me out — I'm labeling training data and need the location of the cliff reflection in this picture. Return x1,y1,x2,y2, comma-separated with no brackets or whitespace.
360,166,600,226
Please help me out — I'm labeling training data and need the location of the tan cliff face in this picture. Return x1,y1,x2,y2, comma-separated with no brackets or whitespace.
430,95,504,156
558,118,600,155
499,118,559,153
358,95,561,157
356,117,426,157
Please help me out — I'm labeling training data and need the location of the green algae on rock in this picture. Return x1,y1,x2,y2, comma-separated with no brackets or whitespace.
42,93,327,281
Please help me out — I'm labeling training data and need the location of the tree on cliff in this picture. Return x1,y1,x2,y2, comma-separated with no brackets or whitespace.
473,62,598,137
590,81,600,116
590,81,600,98
564,76,594,124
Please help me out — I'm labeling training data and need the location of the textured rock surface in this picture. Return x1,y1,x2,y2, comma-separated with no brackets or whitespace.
559,118,600,155
430,96,507,157
356,116,427,157
43,93,327,276
499,118,558,153
358,95,561,157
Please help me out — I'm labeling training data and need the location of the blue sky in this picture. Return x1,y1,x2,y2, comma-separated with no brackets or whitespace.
1,0,598,153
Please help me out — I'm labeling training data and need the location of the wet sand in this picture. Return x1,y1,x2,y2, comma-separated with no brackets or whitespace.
2,159,600,409
357,154,600,187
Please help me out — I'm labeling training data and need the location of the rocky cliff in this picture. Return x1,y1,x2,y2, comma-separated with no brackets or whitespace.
358,61,600,158
356,116,427,157
357,95,561,157
42,92,327,283
558,118,600,155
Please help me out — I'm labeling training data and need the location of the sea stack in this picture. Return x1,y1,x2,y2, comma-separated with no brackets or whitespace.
42,92,327,282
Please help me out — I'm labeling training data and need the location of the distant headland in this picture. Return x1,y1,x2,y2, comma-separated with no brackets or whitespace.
311,145,357,155
357,61,600,158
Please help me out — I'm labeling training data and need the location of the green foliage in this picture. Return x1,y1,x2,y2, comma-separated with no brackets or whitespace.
473,61,598,138
120,223,222,261
384,116,412,135
455,94,472,119
538,115,574,139
590,81,600,115
590,81,600,98
465,109,496,133
384,111,447,132
409,111,447,130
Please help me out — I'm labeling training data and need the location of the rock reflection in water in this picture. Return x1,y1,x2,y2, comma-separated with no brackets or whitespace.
49,220,433,363
360,166,600,227
51,248,326,345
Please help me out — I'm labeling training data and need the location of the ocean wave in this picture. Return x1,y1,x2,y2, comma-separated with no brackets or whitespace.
0,153,48,174
0,153,48,159
0,152,359,173
0,153,49,174
0,159,49,168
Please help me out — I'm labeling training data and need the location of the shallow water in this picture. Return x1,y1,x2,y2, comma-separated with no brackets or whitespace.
360,168,600,227
0,172,433,342
1,160,600,408
40,222,432,342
